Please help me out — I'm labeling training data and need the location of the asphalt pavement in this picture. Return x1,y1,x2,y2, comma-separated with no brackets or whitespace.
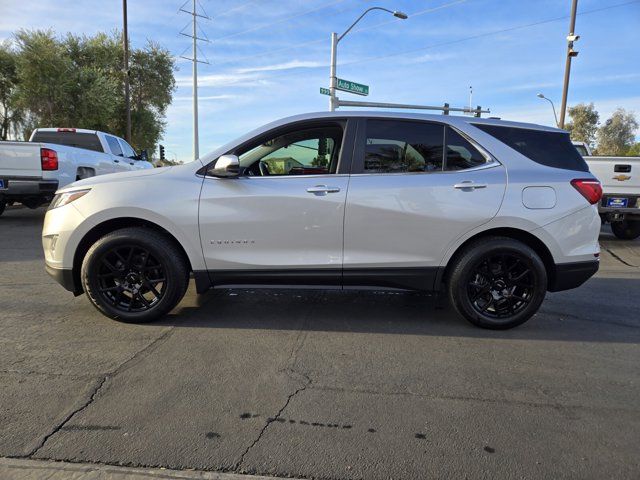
1,206,639,479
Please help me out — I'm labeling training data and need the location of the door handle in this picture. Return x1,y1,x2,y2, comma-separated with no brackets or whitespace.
114,159,120,163
306,185,341,195
453,181,487,190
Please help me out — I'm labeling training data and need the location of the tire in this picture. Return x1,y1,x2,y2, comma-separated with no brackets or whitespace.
611,220,640,240
81,227,189,323
21,197,43,209
0,199,5,217
447,237,547,330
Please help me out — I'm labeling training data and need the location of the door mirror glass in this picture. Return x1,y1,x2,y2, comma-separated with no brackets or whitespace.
211,154,240,178
138,149,148,161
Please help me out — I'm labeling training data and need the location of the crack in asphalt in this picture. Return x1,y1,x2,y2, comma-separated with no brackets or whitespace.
17,327,175,458
234,381,310,473
25,376,108,457
235,304,314,473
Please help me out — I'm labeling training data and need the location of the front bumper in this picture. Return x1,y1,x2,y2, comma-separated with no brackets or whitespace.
0,177,59,199
45,263,82,295
548,260,599,292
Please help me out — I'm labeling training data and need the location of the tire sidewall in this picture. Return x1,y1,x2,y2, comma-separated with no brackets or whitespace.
449,239,547,329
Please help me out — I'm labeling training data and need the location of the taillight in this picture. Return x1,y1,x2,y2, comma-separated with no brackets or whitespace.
57,128,76,132
571,178,602,205
41,148,58,171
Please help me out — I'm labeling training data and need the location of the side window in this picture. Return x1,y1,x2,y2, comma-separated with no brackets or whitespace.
444,127,487,171
236,125,343,176
363,120,444,173
105,135,123,156
119,139,138,159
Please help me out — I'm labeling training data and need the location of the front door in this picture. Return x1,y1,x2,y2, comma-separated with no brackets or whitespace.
343,118,506,290
198,120,355,285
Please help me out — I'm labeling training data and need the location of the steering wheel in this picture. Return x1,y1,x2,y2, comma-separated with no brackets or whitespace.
258,161,270,176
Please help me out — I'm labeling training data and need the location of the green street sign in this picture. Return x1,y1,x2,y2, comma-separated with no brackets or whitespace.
319,87,331,96
336,78,369,96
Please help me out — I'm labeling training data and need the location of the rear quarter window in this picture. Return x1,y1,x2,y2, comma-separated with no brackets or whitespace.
473,124,588,172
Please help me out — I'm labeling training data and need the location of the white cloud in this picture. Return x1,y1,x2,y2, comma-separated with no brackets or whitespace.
236,60,325,74
174,72,270,88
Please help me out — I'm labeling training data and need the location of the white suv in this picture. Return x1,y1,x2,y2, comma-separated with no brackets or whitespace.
42,112,602,329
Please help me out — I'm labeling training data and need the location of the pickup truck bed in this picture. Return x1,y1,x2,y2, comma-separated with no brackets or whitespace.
585,155,640,239
0,128,152,215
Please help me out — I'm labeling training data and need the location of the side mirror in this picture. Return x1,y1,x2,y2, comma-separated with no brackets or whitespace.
210,154,240,178
138,149,148,161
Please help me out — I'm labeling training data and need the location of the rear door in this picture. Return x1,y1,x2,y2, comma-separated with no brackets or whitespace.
343,118,506,289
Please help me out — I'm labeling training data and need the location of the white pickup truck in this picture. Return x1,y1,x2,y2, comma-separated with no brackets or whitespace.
574,141,640,239
0,128,153,215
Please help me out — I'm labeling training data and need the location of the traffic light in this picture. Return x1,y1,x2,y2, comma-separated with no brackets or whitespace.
159,144,165,161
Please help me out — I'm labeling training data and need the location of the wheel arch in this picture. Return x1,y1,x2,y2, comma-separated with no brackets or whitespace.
439,227,557,291
72,217,194,294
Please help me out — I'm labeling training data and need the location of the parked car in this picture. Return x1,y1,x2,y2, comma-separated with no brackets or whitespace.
573,141,640,239
0,128,153,215
43,112,602,329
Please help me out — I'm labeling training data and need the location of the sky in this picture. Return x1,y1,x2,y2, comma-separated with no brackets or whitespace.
1,0,639,162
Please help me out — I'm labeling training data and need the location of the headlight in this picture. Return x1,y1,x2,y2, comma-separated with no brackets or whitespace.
49,189,91,209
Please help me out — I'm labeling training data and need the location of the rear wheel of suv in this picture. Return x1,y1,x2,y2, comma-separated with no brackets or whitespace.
611,220,640,240
447,237,547,329
81,227,189,323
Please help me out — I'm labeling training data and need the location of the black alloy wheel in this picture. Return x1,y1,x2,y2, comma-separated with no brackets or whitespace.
95,245,166,313
81,227,189,322
447,237,547,329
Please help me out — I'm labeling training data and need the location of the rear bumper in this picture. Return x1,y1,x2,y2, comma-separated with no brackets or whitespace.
0,177,59,199
45,263,82,295
548,260,599,292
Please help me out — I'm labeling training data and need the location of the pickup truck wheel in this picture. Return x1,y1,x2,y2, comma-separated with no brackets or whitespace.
611,220,640,240
81,227,189,323
0,199,6,216
21,197,43,209
447,237,547,330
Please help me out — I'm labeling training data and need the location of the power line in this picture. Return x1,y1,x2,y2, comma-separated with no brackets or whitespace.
339,0,640,68
213,0,349,41
214,0,639,85
212,0,471,67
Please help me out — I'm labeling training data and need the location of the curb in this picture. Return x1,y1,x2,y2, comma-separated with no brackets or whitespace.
0,458,297,480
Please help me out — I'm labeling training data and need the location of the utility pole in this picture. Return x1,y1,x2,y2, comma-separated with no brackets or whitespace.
559,0,580,129
179,0,210,161
122,0,131,143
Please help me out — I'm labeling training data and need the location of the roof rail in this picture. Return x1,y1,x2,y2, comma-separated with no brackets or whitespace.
335,99,490,117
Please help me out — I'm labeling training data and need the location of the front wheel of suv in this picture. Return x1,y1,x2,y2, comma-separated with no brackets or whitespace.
447,237,547,329
81,227,190,323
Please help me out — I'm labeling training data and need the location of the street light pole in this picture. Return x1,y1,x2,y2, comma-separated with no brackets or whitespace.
559,0,579,129
122,0,131,143
537,93,559,127
329,32,338,111
329,7,408,111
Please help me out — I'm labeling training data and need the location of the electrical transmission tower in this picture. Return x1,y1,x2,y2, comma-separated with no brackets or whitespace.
178,0,210,161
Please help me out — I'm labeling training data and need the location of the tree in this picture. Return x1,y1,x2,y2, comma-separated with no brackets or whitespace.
565,103,599,147
0,41,23,140
626,142,640,156
596,108,639,156
10,29,175,152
